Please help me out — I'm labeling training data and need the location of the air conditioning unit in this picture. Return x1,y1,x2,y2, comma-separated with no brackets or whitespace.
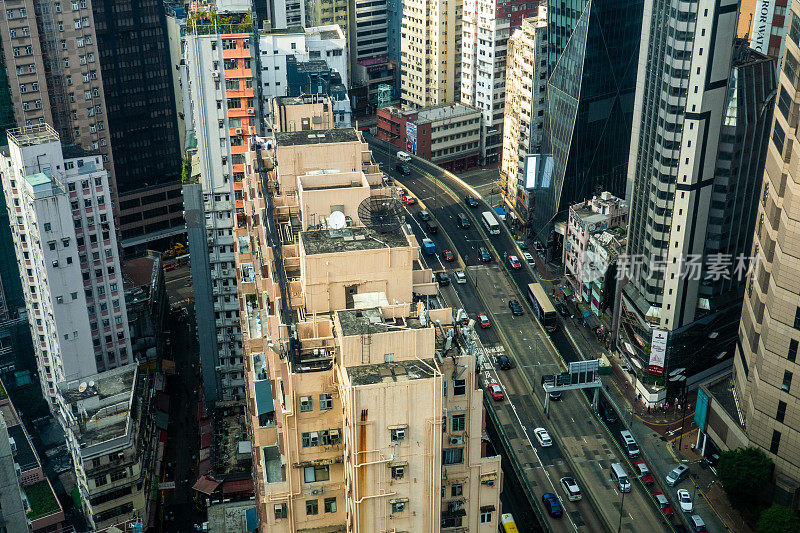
482,479,495,487
449,436,463,445
212,71,220,80
235,128,243,135
394,502,405,512
222,269,229,276
52,260,58,267
310,488,323,495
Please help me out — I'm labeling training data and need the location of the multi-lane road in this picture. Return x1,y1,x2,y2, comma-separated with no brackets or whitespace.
369,139,673,533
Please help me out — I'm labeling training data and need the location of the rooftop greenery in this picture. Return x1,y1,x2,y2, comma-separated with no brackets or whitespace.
25,480,60,520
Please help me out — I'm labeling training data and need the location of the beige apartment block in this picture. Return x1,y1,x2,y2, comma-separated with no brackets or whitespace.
272,94,337,132
305,0,349,37
400,0,462,107
732,0,800,502
0,0,115,187
234,128,502,531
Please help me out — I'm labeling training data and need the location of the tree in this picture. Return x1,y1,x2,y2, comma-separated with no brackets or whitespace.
757,505,800,533
718,447,773,512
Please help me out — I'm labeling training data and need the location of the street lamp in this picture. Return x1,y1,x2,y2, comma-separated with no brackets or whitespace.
669,373,688,452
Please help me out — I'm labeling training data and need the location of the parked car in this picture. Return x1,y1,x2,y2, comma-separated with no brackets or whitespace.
454,271,467,284
666,464,690,486
508,299,524,316
522,251,535,264
465,196,479,208
633,461,654,486
418,210,431,221
534,427,552,447
477,314,491,328
541,493,563,518
497,355,512,370
654,492,674,518
456,309,469,325
677,489,693,513
442,249,455,262
479,247,492,262
508,255,522,269
487,382,504,401
435,272,450,286
401,194,416,205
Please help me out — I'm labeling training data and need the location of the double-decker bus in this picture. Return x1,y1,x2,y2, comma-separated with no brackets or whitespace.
501,513,519,533
481,211,500,235
527,281,558,332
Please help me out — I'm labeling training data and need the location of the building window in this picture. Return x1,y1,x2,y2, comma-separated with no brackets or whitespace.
304,465,329,482
94,475,107,487
771,430,782,454
777,401,787,423
324,497,337,513
451,414,465,431
789,339,798,363
454,379,466,395
773,122,786,155
451,483,463,497
110,469,126,482
794,307,800,330
391,501,406,513
306,499,319,515
480,511,493,523
274,503,287,519
391,465,405,478
442,448,464,465
319,393,333,410
791,13,800,46
43,223,51,231
300,396,313,412
783,370,792,392
390,428,406,442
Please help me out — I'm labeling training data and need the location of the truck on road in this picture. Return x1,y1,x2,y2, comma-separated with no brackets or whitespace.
422,238,436,254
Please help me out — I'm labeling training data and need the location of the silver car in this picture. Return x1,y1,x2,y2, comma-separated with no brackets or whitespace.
665,464,689,486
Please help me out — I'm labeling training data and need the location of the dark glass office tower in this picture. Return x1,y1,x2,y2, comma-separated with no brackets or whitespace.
92,0,184,252
530,0,644,240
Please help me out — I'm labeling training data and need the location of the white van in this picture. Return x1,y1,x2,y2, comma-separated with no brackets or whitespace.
611,463,631,493
620,430,640,458
396,150,412,162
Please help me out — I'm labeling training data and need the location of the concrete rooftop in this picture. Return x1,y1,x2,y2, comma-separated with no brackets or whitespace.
301,227,409,255
348,358,438,385
275,128,359,146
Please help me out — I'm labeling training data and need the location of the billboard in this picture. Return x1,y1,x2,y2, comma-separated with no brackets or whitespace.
524,155,538,189
750,0,776,54
406,122,417,154
648,329,668,375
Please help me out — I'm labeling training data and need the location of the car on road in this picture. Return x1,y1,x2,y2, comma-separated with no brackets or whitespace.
541,493,563,518
435,272,450,286
497,355,512,370
401,194,416,205
418,210,431,221
677,489,693,513
479,247,492,262
508,255,522,269
534,427,552,447
556,302,572,318
465,196,479,208
456,309,469,325
666,464,690,486
396,163,411,175
487,382,504,401
601,402,618,423
689,515,708,532
654,492,674,518
633,461,654,486
560,477,582,501
454,271,467,284
442,249,455,262
508,299,524,316
426,220,439,233
457,213,471,228
522,251,535,265
477,314,491,328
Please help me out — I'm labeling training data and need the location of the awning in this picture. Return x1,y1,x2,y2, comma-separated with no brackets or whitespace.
254,380,275,415
201,432,212,449
192,475,220,495
441,508,467,519
222,478,254,495
480,505,496,512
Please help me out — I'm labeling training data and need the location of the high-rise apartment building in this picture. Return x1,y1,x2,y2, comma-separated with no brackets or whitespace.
305,0,349,33
400,0,461,107
731,2,800,500
621,0,776,377
236,127,502,532
184,14,256,405
529,0,643,238
0,0,115,185
501,11,548,220
1,124,132,408
461,0,538,164
0,411,30,531
91,0,184,251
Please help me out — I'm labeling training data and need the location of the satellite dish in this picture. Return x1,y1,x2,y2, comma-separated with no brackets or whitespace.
328,211,347,229
357,195,404,233
78,382,87,393
88,380,95,387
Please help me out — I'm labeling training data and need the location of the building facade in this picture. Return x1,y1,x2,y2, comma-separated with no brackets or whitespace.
461,0,539,164
377,104,483,171
749,0,790,61
235,127,502,532
728,3,800,504
400,0,461,107
501,11,548,221
1,124,131,409
622,4,776,377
